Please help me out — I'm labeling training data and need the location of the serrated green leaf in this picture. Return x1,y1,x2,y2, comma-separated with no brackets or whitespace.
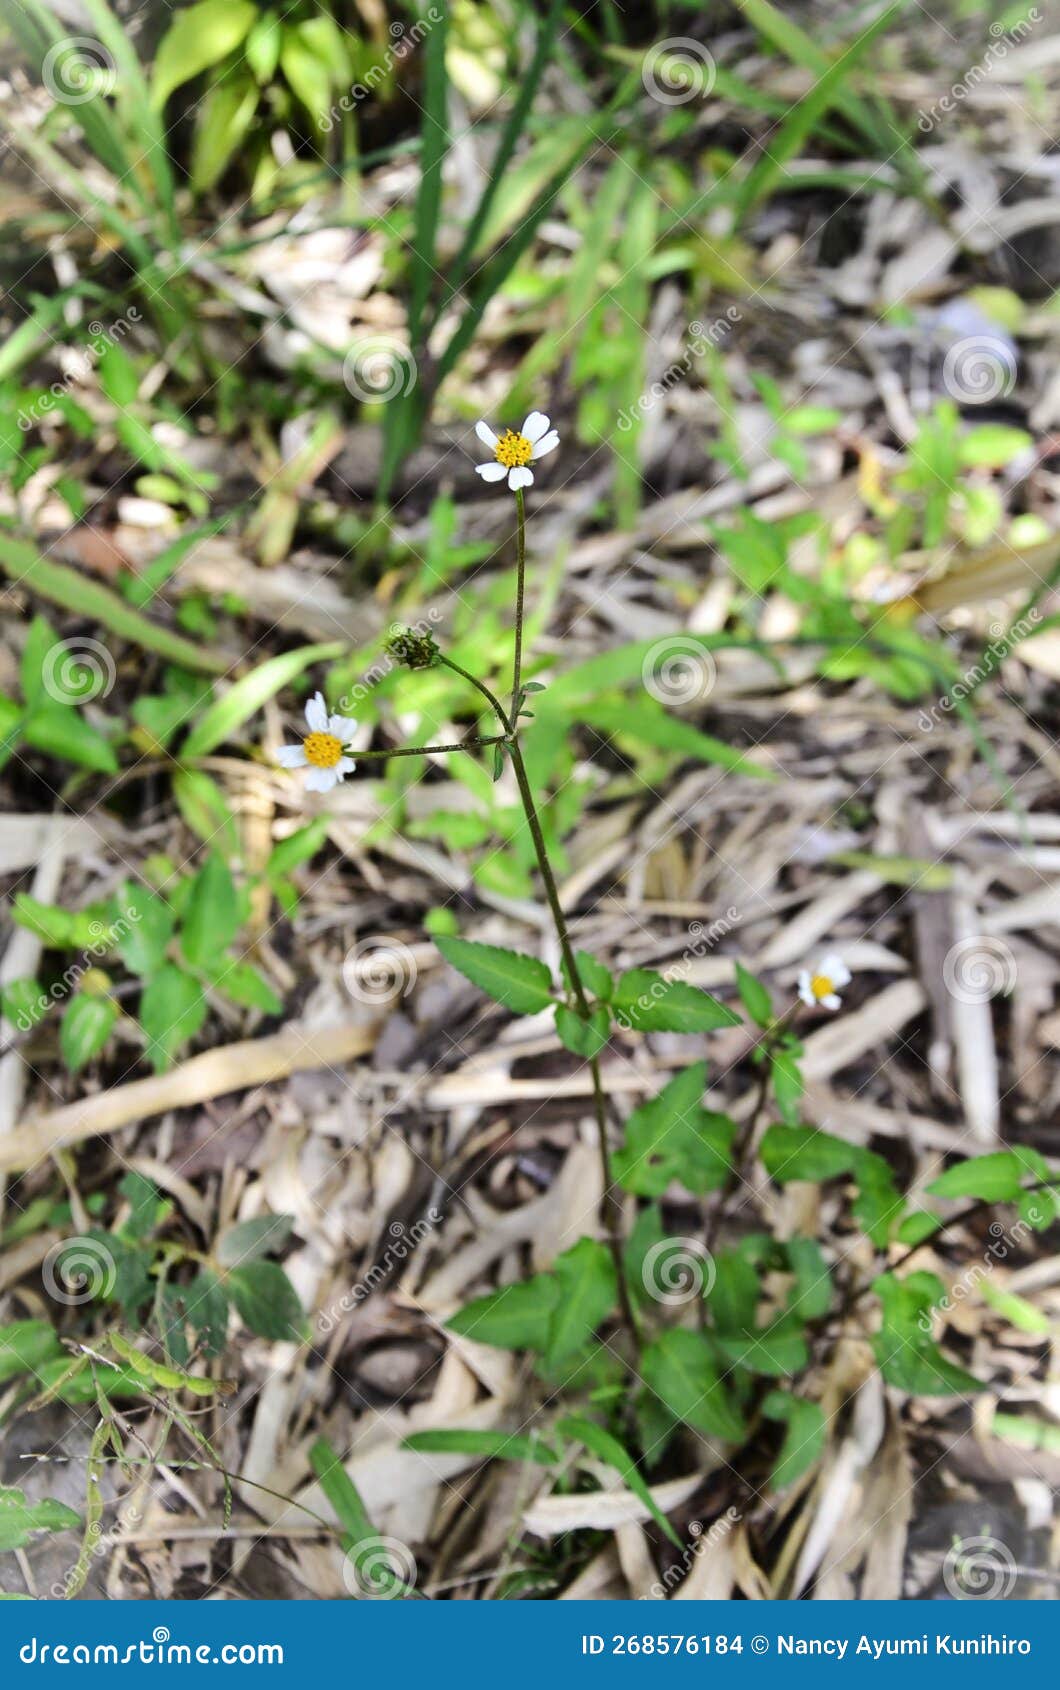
554,1002,610,1058
139,963,206,1073
435,935,554,1015
762,1390,826,1488
735,961,772,1028
927,1152,1040,1204
871,1271,980,1395
716,1319,808,1377
447,1274,560,1351
642,1328,746,1443
544,1238,617,1366
180,853,240,969
0,1487,80,1552
612,969,740,1034
613,1063,736,1197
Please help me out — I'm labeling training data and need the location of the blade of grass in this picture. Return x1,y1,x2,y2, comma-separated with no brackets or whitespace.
0,536,230,674
407,0,449,350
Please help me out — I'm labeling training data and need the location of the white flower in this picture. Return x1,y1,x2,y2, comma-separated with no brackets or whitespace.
474,411,560,491
797,953,851,1012
275,691,358,793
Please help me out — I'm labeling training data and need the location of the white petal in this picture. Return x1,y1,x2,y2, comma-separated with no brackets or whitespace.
327,714,359,741
335,757,356,777
797,972,815,1009
304,765,337,793
820,993,841,1011
305,691,328,732
275,743,308,768
477,461,508,482
817,953,850,987
521,411,550,444
475,420,499,449
532,429,559,459
508,466,534,490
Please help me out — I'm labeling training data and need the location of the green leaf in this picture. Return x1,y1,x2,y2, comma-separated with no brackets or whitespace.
580,698,774,780
227,1261,305,1342
172,768,239,856
119,1170,162,1241
151,0,258,108
181,643,342,758
562,950,613,1001
642,1328,746,1442
958,425,1032,470
211,959,282,1015
184,1269,229,1357
0,1320,64,1385
0,537,227,675
762,1390,826,1488
735,962,773,1028
266,818,330,879
403,1429,559,1465
716,1319,808,1377
0,1488,79,1553
180,853,240,969
139,963,206,1073
544,1238,617,1366
446,1275,560,1351
23,702,118,773
115,881,174,979
761,1125,901,1246
706,1251,760,1334
896,1211,942,1246
554,1003,610,1058
279,22,333,127
927,1152,1039,1204
613,1063,736,1197
435,936,554,1015
59,994,118,1073
309,1436,376,1551
558,1415,681,1547
770,1046,803,1126
783,1238,832,1319
12,895,109,950
217,1214,294,1268
871,1271,980,1395
612,970,740,1035
0,978,48,1032
245,11,282,83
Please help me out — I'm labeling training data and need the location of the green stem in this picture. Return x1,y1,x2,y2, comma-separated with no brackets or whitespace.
438,655,513,734
352,737,503,760
507,740,640,1349
512,487,526,711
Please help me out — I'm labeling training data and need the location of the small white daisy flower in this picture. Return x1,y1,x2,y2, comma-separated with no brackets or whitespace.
474,411,560,492
275,691,358,793
797,953,851,1012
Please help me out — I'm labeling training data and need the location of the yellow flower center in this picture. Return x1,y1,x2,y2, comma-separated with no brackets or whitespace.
303,731,343,769
810,973,835,1000
494,429,533,469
